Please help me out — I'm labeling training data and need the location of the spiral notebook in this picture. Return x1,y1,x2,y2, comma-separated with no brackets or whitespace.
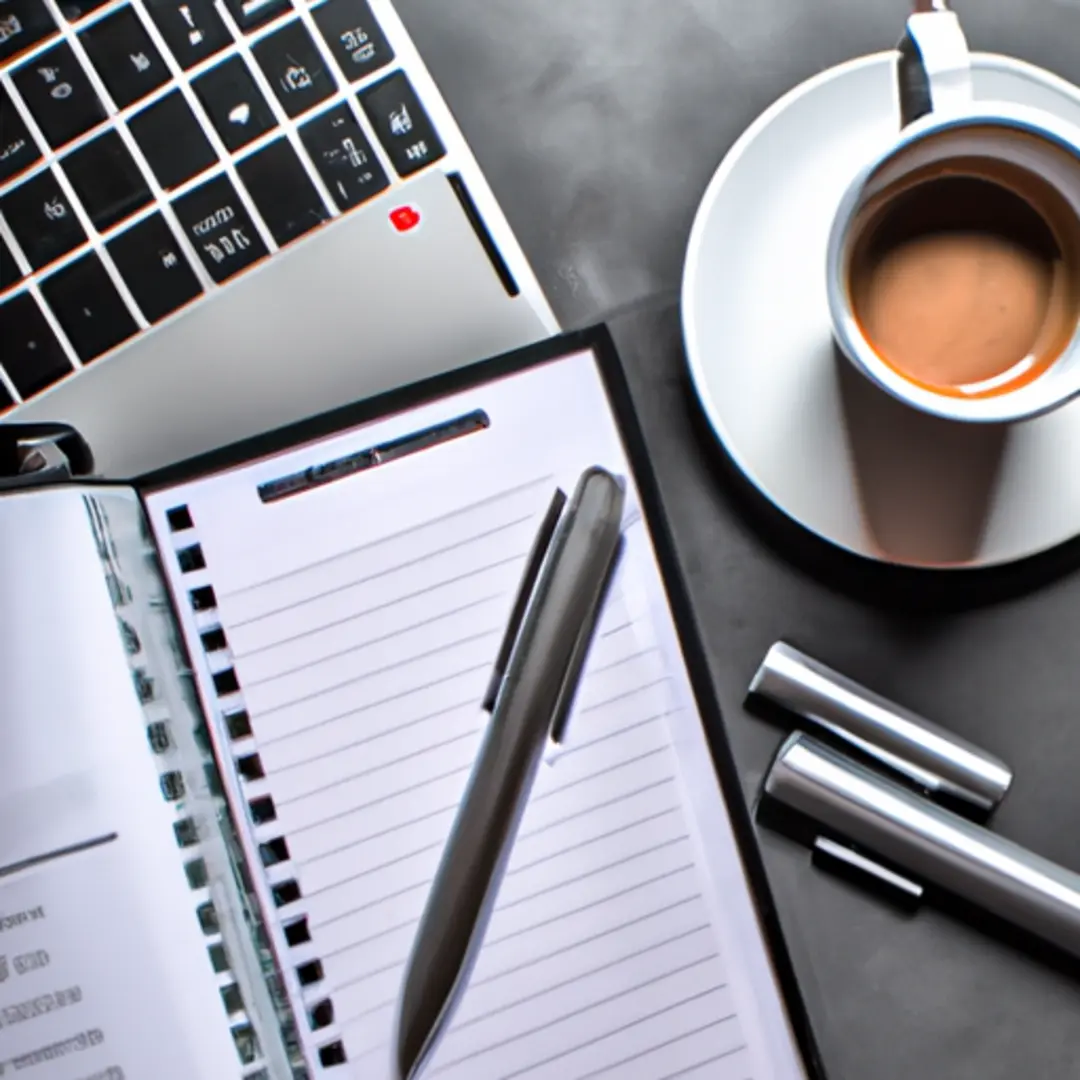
0,330,818,1080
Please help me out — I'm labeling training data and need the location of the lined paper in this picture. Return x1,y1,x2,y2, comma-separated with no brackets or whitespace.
146,349,807,1080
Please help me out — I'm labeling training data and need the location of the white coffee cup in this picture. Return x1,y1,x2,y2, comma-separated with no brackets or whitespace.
826,1,1080,424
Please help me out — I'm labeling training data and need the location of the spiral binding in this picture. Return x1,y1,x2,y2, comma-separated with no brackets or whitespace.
84,493,276,1078
165,502,348,1074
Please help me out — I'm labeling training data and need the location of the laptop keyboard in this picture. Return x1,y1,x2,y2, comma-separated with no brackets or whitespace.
0,0,447,409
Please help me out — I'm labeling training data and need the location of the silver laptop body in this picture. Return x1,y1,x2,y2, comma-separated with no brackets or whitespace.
0,0,556,476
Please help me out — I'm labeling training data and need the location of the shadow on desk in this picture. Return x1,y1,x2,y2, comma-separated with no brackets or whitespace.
684,371,1080,616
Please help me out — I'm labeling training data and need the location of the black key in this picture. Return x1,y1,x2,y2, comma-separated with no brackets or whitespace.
128,90,217,190
0,377,12,412
299,103,387,211
252,20,334,119
0,233,23,292
61,131,152,232
192,56,276,154
0,84,41,184
312,0,393,82
0,2,58,65
41,252,138,362
221,0,290,33
144,0,230,70
0,169,86,270
79,6,170,110
12,42,107,150
57,0,112,22
173,174,268,283
0,291,73,397
359,71,444,178
237,137,328,247
107,212,202,323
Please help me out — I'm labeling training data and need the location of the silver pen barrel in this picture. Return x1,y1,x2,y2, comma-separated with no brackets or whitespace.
751,643,1012,813
766,734,1080,961
393,468,625,1080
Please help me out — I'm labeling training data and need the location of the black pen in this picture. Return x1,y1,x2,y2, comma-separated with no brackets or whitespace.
392,466,626,1080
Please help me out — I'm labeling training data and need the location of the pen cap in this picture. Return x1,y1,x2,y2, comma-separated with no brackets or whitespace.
749,642,1012,814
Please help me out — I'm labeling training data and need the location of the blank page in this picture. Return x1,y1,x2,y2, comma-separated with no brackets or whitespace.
145,348,807,1080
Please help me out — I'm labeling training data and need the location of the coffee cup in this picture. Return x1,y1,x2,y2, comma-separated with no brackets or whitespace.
826,1,1080,423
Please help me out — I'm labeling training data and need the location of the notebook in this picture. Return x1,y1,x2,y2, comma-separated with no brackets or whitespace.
0,329,820,1080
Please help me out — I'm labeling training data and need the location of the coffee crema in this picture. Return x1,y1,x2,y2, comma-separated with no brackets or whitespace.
847,148,1080,398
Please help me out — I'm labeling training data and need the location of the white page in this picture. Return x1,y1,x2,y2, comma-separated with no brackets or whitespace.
0,489,250,1080
146,349,808,1080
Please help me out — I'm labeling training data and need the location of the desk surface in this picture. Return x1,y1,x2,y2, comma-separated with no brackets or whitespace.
397,2,1080,1077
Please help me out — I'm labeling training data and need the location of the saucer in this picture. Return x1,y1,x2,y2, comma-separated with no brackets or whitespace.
683,52,1080,569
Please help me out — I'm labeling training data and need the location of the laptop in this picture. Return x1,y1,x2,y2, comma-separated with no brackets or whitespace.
0,0,557,476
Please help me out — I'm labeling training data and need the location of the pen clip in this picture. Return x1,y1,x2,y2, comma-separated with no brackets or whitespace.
482,487,568,713
549,535,625,745
812,836,925,912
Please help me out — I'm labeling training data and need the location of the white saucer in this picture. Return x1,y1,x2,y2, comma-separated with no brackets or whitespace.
683,52,1080,569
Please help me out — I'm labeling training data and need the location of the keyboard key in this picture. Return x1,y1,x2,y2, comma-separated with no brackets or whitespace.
299,103,387,211
0,291,73,397
173,174,268,283
0,2,58,65
359,71,444,178
237,137,328,246
221,0,290,33
12,42,107,150
0,234,23,293
61,131,152,232
58,0,112,22
192,56,276,154
145,0,230,70
129,89,217,190
80,6,170,110
41,252,138,361
107,211,202,322
0,169,86,270
312,0,393,82
252,19,334,119
0,85,41,184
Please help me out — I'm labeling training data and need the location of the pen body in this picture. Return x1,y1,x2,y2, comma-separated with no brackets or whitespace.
393,468,626,1080
767,735,1080,960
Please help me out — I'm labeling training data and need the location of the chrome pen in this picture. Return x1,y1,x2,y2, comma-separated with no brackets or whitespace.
764,733,1080,961
393,466,626,1080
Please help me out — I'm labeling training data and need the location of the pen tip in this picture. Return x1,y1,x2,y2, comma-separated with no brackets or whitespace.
394,1004,429,1080
393,1040,413,1080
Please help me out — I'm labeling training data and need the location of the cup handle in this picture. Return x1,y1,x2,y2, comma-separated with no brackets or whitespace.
897,1,973,127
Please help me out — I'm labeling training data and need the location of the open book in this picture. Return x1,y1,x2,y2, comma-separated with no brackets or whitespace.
0,333,816,1080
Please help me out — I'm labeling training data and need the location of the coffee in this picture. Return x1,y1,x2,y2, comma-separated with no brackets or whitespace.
847,146,1080,398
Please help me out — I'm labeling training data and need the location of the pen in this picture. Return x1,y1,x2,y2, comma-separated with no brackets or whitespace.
392,466,626,1080
257,410,490,503
764,733,1080,961
749,642,1013,814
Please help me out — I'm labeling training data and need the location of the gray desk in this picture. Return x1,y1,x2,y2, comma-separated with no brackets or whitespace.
398,2,1080,1077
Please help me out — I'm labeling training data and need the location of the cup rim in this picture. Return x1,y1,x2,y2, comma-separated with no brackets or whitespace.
827,101,1080,424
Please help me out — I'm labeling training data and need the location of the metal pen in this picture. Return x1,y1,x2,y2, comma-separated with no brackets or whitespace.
393,466,626,1080
750,642,1013,814
765,734,1080,961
